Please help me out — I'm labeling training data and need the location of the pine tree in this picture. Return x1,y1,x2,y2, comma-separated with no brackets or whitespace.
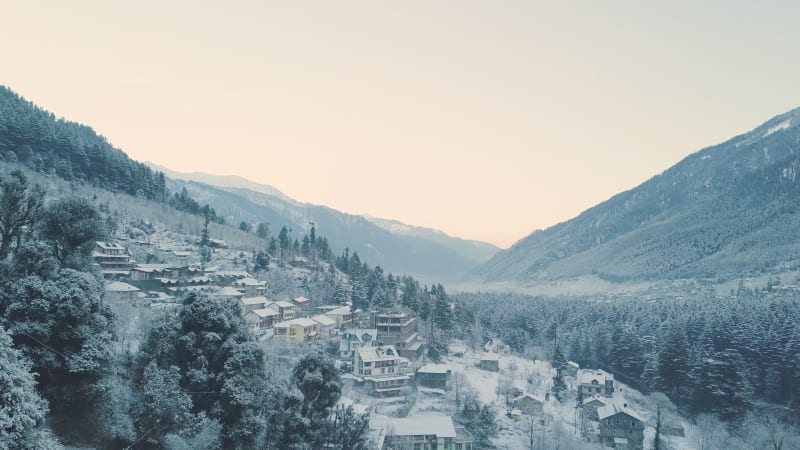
0,326,58,449
657,329,691,406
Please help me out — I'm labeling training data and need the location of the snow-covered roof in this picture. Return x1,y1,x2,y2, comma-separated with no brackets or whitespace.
597,403,643,422
273,300,295,308
215,286,243,297
234,277,266,286
275,318,317,328
481,352,500,361
581,394,609,406
357,345,400,363
371,415,456,439
579,369,614,385
251,308,279,318
293,296,309,303
343,329,377,344
512,393,544,403
240,296,269,306
105,282,140,292
173,251,191,257
311,314,336,327
326,305,351,316
417,364,451,375
96,241,125,250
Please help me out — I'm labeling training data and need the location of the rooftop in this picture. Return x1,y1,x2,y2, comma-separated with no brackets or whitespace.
579,369,614,384
417,364,451,375
358,345,401,363
371,415,456,439
275,318,318,328
251,308,279,318
311,314,336,327
105,281,140,292
241,296,269,306
597,402,643,422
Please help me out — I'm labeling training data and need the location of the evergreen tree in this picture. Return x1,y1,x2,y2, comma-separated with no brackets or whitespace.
0,326,58,449
0,170,44,260
657,329,691,406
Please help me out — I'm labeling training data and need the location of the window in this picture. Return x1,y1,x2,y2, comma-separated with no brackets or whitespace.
632,421,637,427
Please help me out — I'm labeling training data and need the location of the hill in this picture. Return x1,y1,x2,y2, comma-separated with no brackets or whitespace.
474,106,800,283
147,164,499,279
168,178,490,280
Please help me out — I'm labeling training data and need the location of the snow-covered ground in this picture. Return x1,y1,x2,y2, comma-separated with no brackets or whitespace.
395,340,698,449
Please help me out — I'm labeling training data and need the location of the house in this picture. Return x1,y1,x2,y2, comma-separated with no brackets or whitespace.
311,314,337,338
130,264,188,284
292,296,310,312
511,393,545,415
598,402,644,449
93,241,135,278
173,250,191,265
371,310,425,360
104,281,140,302
232,277,267,297
267,300,297,321
138,291,177,306
248,307,280,329
240,296,269,313
578,369,615,400
480,353,500,372
355,345,413,396
325,305,355,327
416,364,452,389
339,329,378,360
214,286,244,302
273,318,319,343
371,415,474,450
582,394,611,421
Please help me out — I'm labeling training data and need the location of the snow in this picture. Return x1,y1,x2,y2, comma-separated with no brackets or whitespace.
763,119,791,137
387,340,700,450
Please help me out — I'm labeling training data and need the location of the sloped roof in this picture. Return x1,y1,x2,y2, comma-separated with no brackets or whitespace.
105,281,140,292
371,415,456,439
597,403,643,422
311,314,336,327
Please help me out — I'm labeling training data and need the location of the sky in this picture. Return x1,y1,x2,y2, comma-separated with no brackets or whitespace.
3,1,800,248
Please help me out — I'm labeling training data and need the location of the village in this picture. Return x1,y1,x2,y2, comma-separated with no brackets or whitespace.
96,225,696,450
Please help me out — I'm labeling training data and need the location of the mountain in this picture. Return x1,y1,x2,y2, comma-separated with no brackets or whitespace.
474,107,800,283
146,164,499,277
164,178,490,279
362,215,499,264
147,162,294,203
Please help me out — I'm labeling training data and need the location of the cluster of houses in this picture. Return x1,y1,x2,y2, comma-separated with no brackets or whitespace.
97,240,478,448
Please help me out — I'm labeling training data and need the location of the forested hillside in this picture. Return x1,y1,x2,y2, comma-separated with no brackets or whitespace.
0,86,167,200
458,289,800,426
474,107,800,283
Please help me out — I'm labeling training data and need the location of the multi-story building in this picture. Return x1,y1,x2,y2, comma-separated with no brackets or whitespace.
232,277,268,297
371,310,425,360
273,318,319,343
371,415,474,450
339,329,378,360
578,369,615,400
598,402,644,449
93,241,135,278
354,345,413,396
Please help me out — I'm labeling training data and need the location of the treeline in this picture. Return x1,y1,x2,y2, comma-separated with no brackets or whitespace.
457,291,800,427
0,86,229,227
0,86,166,200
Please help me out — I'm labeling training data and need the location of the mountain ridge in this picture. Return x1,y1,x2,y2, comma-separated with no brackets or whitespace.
473,106,800,283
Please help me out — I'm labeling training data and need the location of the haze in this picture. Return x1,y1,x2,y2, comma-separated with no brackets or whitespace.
3,1,800,248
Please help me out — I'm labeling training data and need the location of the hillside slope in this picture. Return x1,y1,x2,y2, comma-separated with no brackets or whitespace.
148,163,499,278
474,107,800,282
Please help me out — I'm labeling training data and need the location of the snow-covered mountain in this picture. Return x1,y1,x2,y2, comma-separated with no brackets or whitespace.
473,106,800,284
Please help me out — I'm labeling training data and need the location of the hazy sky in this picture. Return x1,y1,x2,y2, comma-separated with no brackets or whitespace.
3,1,800,247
